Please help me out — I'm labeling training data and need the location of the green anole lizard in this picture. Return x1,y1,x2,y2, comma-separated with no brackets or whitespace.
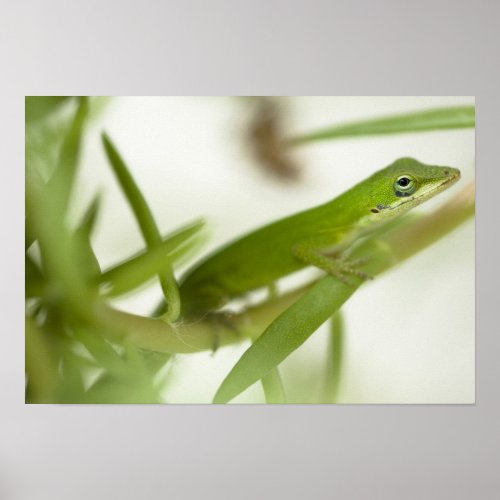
176,158,460,318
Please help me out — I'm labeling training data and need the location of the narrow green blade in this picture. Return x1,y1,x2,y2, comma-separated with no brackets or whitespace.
261,367,287,404
321,310,344,403
213,275,358,404
290,105,474,145
25,96,70,123
75,194,102,282
100,220,204,297
101,133,160,247
101,133,182,321
25,255,44,297
47,97,89,211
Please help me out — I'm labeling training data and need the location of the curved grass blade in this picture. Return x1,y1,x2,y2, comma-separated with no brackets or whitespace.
59,350,86,403
213,275,359,404
25,254,44,298
321,310,344,403
75,194,102,282
101,133,161,245
102,133,181,321
261,367,286,404
99,220,204,297
26,99,95,320
74,327,127,377
25,317,59,403
47,97,89,211
25,164,46,250
25,217,36,251
25,96,71,123
77,193,101,236
25,98,88,251
289,105,474,145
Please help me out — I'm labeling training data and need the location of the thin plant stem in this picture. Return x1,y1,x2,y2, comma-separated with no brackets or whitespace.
261,367,287,404
322,310,344,403
101,134,181,322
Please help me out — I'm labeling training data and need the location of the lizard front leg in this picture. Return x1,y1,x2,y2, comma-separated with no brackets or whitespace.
292,233,372,285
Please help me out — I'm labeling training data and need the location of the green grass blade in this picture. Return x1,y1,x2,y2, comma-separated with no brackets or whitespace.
99,220,204,297
321,311,344,403
59,350,86,403
101,133,161,246
26,100,95,321
261,367,287,404
25,317,59,403
26,97,88,254
25,255,44,297
101,133,181,321
289,105,475,145
25,217,36,251
140,350,172,376
213,275,359,404
78,193,101,236
75,194,102,282
74,327,127,376
25,96,70,123
25,164,45,250
74,329,166,404
47,97,89,211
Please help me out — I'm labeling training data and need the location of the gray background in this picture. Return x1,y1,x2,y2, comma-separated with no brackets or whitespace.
1,1,497,499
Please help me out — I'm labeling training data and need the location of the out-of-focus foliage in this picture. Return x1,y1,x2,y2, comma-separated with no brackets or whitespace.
25,97,70,123
25,97,202,403
289,106,474,144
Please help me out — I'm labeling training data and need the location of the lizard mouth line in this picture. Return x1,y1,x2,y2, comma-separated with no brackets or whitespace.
377,173,460,212
412,172,461,202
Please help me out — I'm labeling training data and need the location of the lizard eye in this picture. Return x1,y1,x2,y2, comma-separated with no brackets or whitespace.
394,175,417,197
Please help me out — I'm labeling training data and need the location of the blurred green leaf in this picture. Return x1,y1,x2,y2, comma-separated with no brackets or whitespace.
90,341,162,403
83,373,161,404
26,97,94,321
213,276,358,404
72,330,166,403
99,219,204,297
25,218,36,250
101,133,160,245
58,351,87,403
321,311,344,403
77,193,101,237
25,317,59,403
74,194,102,282
74,328,128,378
102,133,181,321
140,350,173,376
25,96,71,123
25,254,44,297
289,105,475,144
25,165,46,250
261,367,287,403
47,97,89,212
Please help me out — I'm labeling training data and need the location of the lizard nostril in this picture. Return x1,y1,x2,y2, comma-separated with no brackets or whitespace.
444,170,449,176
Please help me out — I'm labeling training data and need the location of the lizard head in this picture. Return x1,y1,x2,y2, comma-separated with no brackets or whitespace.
366,157,461,216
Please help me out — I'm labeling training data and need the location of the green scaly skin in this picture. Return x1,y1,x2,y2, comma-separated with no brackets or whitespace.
178,158,460,318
